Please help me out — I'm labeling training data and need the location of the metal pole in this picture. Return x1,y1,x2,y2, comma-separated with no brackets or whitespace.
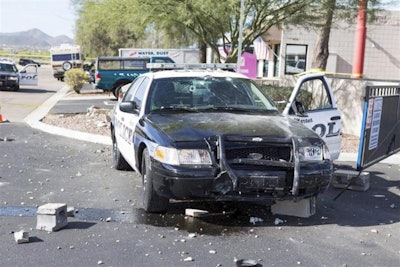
236,0,245,73
351,0,367,78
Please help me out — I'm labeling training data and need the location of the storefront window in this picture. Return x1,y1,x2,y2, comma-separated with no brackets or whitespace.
285,44,307,74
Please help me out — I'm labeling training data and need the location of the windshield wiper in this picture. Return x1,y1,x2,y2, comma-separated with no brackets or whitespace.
152,106,199,113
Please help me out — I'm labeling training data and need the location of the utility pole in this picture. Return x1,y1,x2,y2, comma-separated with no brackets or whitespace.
351,0,367,78
237,0,245,73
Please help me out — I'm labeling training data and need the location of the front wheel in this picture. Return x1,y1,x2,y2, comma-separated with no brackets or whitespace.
142,148,169,213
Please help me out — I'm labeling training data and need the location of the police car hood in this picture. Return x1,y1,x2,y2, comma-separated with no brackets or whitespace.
147,112,317,142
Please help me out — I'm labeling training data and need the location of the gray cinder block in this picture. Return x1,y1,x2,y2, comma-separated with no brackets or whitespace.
271,196,317,218
36,203,68,232
332,169,370,191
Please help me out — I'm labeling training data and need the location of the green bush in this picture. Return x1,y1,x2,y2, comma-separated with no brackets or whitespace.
64,68,87,93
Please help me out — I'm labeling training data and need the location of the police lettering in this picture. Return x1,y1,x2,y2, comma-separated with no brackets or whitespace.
312,122,340,138
20,75,37,80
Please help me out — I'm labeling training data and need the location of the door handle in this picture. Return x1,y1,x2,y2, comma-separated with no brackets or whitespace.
330,116,341,121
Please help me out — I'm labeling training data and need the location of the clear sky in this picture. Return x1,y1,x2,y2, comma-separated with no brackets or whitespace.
0,0,76,38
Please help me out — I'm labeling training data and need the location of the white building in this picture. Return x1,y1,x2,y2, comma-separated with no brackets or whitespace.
263,10,400,81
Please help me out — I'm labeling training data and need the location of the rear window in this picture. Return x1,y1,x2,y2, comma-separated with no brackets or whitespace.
98,58,148,70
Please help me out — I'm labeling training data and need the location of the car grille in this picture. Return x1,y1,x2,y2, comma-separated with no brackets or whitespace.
225,145,292,162
210,135,295,194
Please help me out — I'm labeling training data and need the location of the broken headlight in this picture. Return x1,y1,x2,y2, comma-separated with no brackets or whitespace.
298,145,327,161
153,146,212,165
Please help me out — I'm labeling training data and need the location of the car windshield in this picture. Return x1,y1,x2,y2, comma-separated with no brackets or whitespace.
0,63,17,72
147,76,279,114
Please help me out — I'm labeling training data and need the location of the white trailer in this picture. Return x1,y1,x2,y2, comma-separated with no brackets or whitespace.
118,48,199,64
50,44,83,80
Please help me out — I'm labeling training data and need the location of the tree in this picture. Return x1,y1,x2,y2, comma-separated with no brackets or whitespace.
74,0,146,57
131,0,313,62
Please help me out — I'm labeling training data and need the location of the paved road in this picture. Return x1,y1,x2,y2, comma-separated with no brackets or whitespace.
0,65,63,122
1,123,399,266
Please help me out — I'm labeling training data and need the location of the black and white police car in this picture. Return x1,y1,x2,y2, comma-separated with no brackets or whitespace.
111,63,333,214
0,58,39,91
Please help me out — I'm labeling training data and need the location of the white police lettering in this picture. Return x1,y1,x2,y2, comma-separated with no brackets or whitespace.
312,122,340,138
116,118,134,145
293,117,313,124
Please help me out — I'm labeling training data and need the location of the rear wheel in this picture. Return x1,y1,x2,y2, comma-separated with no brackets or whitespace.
112,129,130,170
142,148,169,213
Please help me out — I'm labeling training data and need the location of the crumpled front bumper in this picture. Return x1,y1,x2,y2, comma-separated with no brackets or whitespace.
150,159,332,203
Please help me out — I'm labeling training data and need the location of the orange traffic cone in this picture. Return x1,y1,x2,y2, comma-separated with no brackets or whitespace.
0,106,8,123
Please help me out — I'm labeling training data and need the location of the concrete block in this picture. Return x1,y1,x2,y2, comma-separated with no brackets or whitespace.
271,196,316,218
36,203,68,232
332,169,370,191
14,230,29,244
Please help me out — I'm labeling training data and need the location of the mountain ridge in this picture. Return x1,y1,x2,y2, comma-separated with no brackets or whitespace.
0,28,74,49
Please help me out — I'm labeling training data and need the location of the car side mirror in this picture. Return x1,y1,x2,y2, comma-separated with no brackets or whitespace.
119,101,139,114
292,100,307,117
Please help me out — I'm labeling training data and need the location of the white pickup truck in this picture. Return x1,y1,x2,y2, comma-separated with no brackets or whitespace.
282,73,342,160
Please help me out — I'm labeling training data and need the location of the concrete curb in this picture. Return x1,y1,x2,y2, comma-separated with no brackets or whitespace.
24,85,112,146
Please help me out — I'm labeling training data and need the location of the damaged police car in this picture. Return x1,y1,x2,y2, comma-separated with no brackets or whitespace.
111,64,333,214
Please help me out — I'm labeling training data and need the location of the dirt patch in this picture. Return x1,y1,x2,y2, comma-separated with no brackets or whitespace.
41,107,111,137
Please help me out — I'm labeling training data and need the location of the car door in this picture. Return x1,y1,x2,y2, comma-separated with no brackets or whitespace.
282,74,342,160
115,76,149,169
19,64,38,86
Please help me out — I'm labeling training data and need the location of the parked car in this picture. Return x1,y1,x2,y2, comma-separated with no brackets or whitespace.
110,63,333,214
0,58,39,91
94,56,174,97
19,58,41,67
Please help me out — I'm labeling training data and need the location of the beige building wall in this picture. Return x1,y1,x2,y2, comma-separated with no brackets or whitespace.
275,11,400,80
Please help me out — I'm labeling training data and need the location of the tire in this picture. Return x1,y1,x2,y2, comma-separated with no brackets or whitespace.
14,84,20,91
112,130,131,170
142,148,169,213
113,85,122,98
62,61,73,71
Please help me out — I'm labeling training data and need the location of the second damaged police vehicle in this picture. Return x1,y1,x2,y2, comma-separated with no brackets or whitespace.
111,63,333,215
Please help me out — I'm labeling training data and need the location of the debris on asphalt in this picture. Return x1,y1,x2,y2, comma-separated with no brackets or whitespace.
14,230,29,244
188,233,197,238
36,203,68,232
183,257,194,262
274,218,284,225
185,208,209,217
249,217,264,225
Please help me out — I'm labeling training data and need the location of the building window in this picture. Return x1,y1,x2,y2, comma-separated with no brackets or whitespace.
285,44,307,74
